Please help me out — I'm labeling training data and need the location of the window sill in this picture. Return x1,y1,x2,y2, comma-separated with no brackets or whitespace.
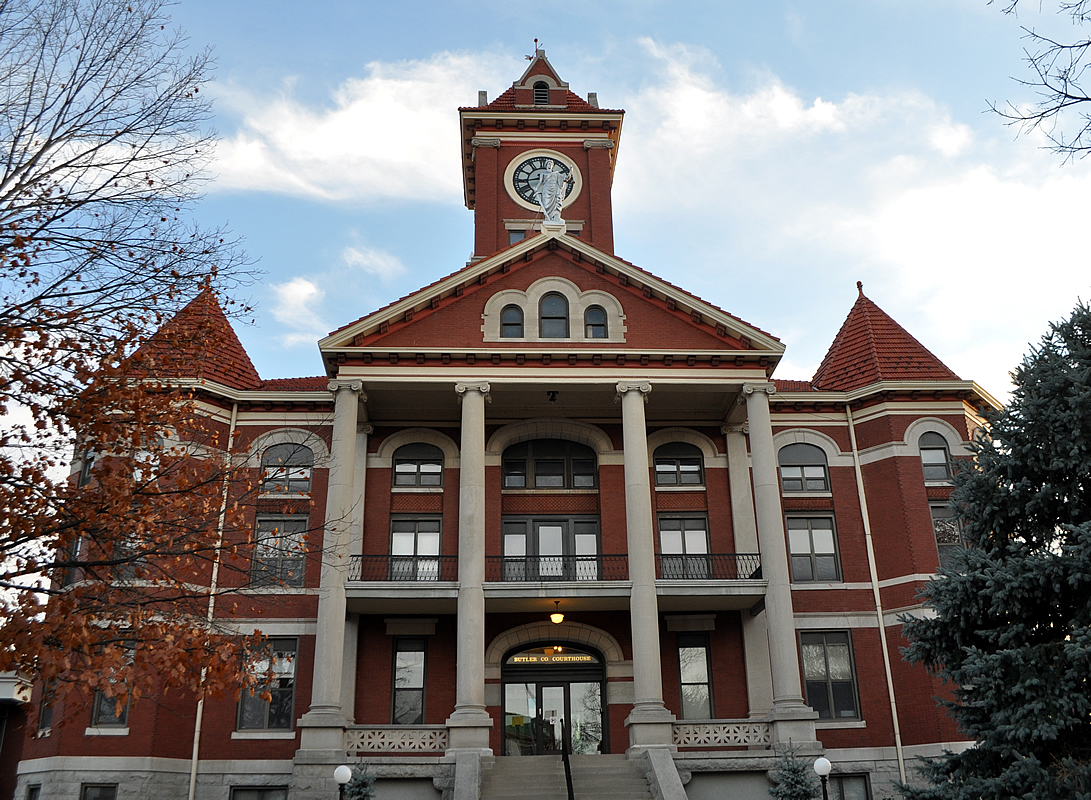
239,586,313,595
258,491,312,499
815,719,866,730
781,491,833,498
391,487,444,493
85,726,129,736
654,485,706,492
790,581,847,590
924,480,953,488
232,730,296,740
500,488,598,495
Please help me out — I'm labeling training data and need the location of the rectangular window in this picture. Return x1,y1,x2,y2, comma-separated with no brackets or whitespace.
658,516,710,579
80,787,118,800
390,517,441,580
90,689,129,727
251,516,307,587
787,517,840,582
392,637,426,725
676,633,713,719
831,775,871,800
931,504,963,570
508,230,526,246
394,458,442,487
503,459,527,488
801,631,859,720
38,681,55,735
238,638,297,731
230,789,289,800
779,464,829,492
534,459,565,488
26,787,41,800
920,448,951,482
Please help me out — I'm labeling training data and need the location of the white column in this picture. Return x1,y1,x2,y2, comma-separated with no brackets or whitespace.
617,381,675,751
446,381,493,754
743,383,819,747
723,423,773,719
341,423,371,721
298,380,362,753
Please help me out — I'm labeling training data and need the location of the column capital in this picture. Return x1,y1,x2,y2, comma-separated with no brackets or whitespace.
470,137,501,148
455,381,491,403
328,379,365,399
358,423,374,435
584,138,615,150
615,380,652,402
742,382,775,397
721,423,749,435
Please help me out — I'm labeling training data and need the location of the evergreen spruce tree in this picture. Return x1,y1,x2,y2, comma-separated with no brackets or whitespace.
344,763,376,800
769,748,820,800
902,301,1091,799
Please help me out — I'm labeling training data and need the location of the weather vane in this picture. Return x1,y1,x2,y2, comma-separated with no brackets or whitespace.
526,38,541,60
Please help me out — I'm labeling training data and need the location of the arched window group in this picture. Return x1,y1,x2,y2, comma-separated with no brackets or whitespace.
393,443,444,487
502,439,597,489
919,432,952,482
653,442,704,486
777,443,829,493
499,294,608,340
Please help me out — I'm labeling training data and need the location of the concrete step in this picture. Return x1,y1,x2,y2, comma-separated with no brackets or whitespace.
481,756,567,800
570,754,653,800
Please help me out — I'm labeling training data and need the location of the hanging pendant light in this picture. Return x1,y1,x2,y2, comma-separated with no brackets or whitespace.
550,600,564,624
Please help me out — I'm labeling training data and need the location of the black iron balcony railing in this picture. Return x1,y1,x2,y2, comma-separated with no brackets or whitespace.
348,555,458,582
347,553,762,582
655,553,762,580
484,555,630,582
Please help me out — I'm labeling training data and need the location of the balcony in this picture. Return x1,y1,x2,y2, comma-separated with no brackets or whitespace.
655,553,765,612
349,555,458,582
484,555,629,582
346,555,460,615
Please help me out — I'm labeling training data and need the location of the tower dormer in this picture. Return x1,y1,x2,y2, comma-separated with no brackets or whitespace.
459,49,624,258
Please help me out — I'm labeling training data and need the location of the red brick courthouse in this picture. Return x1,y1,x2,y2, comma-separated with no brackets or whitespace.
14,51,997,800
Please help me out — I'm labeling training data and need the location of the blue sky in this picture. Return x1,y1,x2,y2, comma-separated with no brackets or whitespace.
167,1,1091,398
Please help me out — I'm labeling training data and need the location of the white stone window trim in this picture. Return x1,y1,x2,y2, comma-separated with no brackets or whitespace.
815,720,867,730
646,428,727,470
781,490,834,499
246,428,330,467
84,726,129,736
772,429,853,469
391,487,444,494
654,485,707,492
481,276,626,343
231,730,297,740
374,428,460,467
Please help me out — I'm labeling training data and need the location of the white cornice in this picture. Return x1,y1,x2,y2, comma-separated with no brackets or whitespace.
770,380,1000,409
170,378,333,404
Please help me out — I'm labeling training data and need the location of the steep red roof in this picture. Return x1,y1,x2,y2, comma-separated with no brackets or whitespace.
460,87,619,114
774,379,814,392
811,283,959,392
131,290,262,390
261,376,329,391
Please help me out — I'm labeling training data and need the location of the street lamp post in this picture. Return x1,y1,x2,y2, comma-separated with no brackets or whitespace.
813,756,831,800
334,764,353,800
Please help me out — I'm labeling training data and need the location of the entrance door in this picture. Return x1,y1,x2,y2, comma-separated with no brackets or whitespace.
502,679,604,755
538,684,566,753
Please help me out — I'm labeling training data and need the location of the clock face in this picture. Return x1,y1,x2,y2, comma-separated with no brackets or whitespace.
511,155,575,205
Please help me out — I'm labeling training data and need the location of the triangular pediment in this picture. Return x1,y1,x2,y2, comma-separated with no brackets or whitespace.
319,230,783,373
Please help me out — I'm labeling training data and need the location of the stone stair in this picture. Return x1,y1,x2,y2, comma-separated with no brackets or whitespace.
480,755,567,800
569,754,654,800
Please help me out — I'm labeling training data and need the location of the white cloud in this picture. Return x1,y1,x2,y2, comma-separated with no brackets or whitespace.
342,245,406,283
269,277,329,347
210,51,516,203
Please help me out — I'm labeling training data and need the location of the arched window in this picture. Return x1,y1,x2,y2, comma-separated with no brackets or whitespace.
919,432,952,482
393,443,444,487
778,443,829,493
533,81,549,105
584,306,607,339
539,293,569,338
503,439,596,489
653,442,704,486
261,443,314,494
501,305,524,338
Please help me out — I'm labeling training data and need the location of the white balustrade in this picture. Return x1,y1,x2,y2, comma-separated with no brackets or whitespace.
671,721,772,748
344,725,449,754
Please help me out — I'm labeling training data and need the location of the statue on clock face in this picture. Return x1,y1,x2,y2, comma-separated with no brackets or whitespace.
511,155,575,223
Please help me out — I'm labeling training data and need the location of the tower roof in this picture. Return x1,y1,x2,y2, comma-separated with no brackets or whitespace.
810,283,959,391
131,289,263,391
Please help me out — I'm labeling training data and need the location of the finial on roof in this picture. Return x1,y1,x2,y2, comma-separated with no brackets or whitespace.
857,280,864,297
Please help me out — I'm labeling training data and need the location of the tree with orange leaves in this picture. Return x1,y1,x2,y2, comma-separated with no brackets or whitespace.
0,0,262,719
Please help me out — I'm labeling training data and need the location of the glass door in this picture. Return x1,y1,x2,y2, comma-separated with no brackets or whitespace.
538,684,566,752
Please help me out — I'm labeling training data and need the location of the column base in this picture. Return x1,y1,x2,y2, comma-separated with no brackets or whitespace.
296,707,348,754
625,703,676,753
767,703,821,752
445,707,494,753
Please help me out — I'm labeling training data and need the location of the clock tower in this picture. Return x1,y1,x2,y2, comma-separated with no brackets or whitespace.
459,49,624,258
